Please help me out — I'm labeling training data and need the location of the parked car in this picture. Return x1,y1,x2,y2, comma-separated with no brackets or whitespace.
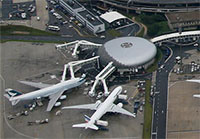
37,16,40,21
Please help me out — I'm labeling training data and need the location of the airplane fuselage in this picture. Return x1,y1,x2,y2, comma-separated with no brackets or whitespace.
88,86,122,125
11,77,85,101
187,79,200,83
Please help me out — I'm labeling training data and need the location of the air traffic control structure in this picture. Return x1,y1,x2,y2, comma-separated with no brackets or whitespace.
56,40,102,58
62,57,115,97
55,37,157,96
61,56,100,80
88,62,115,97
56,41,116,97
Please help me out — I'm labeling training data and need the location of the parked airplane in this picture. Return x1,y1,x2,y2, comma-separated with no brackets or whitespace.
186,79,200,84
186,79,200,98
4,67,86,111
62,86,135,130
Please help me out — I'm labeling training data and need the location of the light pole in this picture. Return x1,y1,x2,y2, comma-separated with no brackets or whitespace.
178,21,183,69
127,0,133,14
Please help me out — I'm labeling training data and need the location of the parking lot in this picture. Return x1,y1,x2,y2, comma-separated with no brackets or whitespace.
45,1,141,37
46,0,93,37
1,41,144,138
172,49,200,75
1,0,141,38
1,0,36,20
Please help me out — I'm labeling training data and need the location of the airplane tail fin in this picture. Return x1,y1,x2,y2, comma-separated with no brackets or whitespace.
72,115,98,130
4,88,22,105
84,115,90,122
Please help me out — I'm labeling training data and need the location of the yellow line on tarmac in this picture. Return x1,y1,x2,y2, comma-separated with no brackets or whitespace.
164,46,173,63
72,26,84,37
72,26,93,37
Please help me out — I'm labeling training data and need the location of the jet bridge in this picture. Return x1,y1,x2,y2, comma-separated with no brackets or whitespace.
89,62,116,97
61,56,100,81
55,40,102,58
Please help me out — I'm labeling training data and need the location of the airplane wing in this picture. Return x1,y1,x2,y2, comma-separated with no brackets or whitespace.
62,101,102,110
46,89,65,111
107,104,135,117
186,79,200,83
18,80,52,89
193,94,200,98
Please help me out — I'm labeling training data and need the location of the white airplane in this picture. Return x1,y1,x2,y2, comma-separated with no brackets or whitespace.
62,86,135,130
4,69,86,112
186,79,200,98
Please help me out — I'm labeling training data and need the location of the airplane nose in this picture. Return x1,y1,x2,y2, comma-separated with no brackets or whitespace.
118,86,122,90
9,97,14,101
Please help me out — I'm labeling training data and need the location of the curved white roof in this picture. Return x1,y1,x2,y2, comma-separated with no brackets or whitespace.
132,0,200,4
151,30,200,42
103,37,157,67
100,11,126,23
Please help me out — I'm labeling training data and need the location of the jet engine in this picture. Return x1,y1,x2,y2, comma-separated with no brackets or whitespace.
60,95,67,100
118,94,127,100
54,102,61,107
95,120,108,126
117,103,123,108
96,100,101,105
36,97,41,100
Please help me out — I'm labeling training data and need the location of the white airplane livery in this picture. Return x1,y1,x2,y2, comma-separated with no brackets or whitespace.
5,75,86,111
62,86,135,130
186,79,200,98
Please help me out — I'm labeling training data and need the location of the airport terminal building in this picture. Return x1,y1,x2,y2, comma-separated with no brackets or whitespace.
59,0,105,33
100,11,127,28
98,0,200,13
98,37,157,74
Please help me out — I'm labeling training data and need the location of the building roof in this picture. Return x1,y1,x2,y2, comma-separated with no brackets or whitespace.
78,10,103,26
61,0,82,9
151,30,200,43
100,11,126,23
129,0,200,4
166,11,200,23
98,37,157,68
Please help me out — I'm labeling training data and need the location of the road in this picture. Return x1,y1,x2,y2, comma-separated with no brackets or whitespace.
0,43,4,139
151,46,194,139
1,35,111,44
152,57,175,139
99,0,200,13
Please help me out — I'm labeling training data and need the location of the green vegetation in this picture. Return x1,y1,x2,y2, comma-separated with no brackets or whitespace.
107,29,121,37
0,25,59,36
122,12,134,19
146,48,163,73
135,13,171,37
136,13,166,24
148,21,170,37
143,80,152,139
136,26,145,37
0,39,64,44
118,11,171,37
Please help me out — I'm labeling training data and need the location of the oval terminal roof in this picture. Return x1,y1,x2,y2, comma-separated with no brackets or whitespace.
98,37,157,68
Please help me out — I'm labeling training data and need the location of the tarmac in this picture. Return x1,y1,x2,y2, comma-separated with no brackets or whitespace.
0,41,144,138
167,48,200,139
13,0,33,3
167,79,200,139
1,0,48,30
